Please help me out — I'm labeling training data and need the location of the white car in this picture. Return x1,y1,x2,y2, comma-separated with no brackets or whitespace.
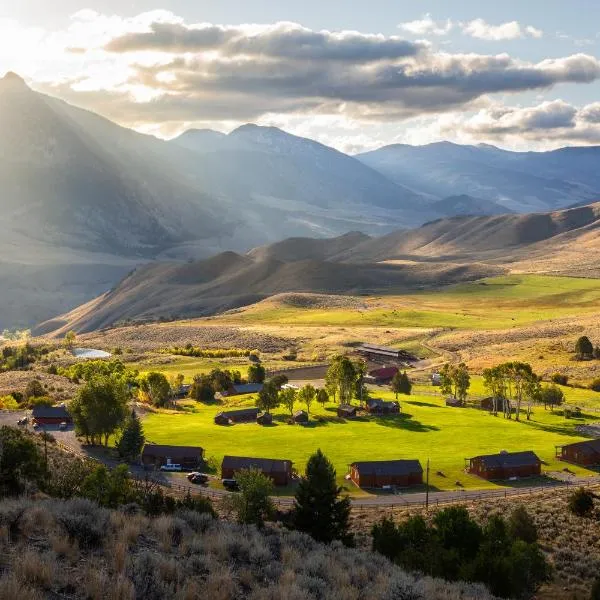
160,464,182,472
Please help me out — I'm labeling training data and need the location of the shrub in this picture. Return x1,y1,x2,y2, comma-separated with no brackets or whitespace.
568,487,595,517
590,379,600,393
55,498,109,548
551,373,568,386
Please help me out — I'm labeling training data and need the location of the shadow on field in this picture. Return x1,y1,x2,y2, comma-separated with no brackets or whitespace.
405,400,441,408
374,413,440,432
523,419,596,438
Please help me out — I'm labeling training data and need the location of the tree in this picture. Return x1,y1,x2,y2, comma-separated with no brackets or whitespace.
80,464,134,508
270,374,289,389
590,378,600,393
440,363,471,403
391,371,412,398
139,372,171,407
508,505,537,544
226,468,274,527
115,410,145,462
168,373,184,402
247,363,266,384
292,449,353,546
189,374,215,403
25,378,45,400
551,372,568,386
591,576,600,600
576,335,594,360
298,384,316,416
316,388,329,407
256,379,280,414
0,426,45,495
70,375,130,445
568,487,595,517
325,356,357,404
209,369,233,393
63,330,76,351
539,384,565,412
280,386,296,417
353,360,368,404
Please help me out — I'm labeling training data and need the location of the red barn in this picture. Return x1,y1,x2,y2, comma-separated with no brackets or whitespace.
557,439,600,466
221,455,293,486
367,366,399,385
467,451,541,480
32,405,72,425
350,460,423,489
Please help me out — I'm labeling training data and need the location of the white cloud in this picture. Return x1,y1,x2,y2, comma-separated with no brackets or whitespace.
398,14,453,36
462,19,543,41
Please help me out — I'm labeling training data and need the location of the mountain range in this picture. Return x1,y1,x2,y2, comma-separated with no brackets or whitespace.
2,71,600,328
37,202,600,335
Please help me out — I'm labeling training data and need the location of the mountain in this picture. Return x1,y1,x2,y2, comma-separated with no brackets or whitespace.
38,202,600,334
430,195,512,217
357,142,600,212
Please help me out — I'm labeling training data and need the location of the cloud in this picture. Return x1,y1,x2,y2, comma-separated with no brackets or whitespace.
398,14,453,36
462,19,543,41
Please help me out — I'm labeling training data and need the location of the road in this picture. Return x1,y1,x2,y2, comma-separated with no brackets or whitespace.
6,409,598,509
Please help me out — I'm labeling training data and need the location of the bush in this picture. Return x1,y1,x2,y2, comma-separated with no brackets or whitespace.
55,498,109,548
551,373,568,386
590,379,600,393
568,487,595,517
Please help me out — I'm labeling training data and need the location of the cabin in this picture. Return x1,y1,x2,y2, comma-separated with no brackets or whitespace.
31,405,72,425
445,397,463,408
557,439,600,466
338,404,358,418
367,366,399,385
214,407,260,425
141,444,204,470
467,451,541,480
293,410,309,424
256,412,273,426
366,398,400,415
221,455,293,486
221,383,263,397
357,344,412,364
349,460,423,489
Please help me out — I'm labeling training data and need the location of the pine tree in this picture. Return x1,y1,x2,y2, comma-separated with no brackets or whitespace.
292,449,353,545
116,410,145,462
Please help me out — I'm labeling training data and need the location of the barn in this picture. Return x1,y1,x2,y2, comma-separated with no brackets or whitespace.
557,439,600,466
141,444,204,470
221,383,263,397
337,404,358,418
221,455,293,486
214,407,260,425
293,410,309,424
349,460,423,489
366,399,400,415
367,366,399,385
467,451,541,480
31,405,72,425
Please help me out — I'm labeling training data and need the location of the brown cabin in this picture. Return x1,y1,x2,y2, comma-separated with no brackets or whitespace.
338,404,358,418
142,444,204,470
293,410,309,424
256,412,273,426
221,455,293,486
467,451,541,480
557,439,600,466
366,399,400,415
214,407,260,425
350,460,423,489
31,405,72,425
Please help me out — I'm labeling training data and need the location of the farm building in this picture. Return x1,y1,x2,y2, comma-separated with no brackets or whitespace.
357,344,412,364
31,405,72,425
445,397,463,408
221,455,293,486
467,451,541,480
214,407,260,425
256,412,273,426
338,404,358,418
556,439,600,466
221,383,263,397
367,366,399,385
366,399,400,415
293,410,309,424
349,460,423,489
141,444,204,470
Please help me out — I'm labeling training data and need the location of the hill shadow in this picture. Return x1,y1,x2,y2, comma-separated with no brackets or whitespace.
405,400,441,408
373,413,440,432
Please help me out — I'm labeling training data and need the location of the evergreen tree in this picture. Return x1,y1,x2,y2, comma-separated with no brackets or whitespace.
390,371,412,398
292,449,353,546
575,335,594,359
316,388,329,407
116,410,145,462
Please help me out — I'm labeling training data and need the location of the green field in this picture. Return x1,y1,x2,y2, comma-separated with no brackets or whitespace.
219,274,600,330
142,388,600,495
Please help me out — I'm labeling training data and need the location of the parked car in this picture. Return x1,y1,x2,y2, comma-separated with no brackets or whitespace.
189,474,208,485
160,464,182,472
222,478,239,491
17,417,28,426
58,421,68,431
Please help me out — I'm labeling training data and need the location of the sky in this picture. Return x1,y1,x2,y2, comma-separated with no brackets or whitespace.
3,0,600,152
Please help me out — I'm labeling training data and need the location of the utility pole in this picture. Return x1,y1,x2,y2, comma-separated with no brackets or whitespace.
43,425,48,472
425,458,430,510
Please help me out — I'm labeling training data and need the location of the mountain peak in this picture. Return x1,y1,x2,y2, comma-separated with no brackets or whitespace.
1,71,28,87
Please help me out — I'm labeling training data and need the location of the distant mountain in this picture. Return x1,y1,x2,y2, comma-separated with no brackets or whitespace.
357,142,599,212
430,195,512,218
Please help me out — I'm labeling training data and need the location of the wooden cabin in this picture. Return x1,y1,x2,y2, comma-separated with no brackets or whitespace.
366,399,400,415
349,460,423,489
141,444,204,470
557,439,600,466
214,407,260,425
221,455,293,486
337,404,358,418
467,451,541,480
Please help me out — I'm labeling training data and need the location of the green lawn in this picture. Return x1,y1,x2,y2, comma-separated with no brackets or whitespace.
219,275,600,330
142,389,600,495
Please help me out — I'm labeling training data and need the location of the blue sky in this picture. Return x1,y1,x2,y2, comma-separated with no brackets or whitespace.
3,1,600,151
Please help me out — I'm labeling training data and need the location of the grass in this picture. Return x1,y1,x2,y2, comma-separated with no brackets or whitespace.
216,275,600,330
142,387,600,496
